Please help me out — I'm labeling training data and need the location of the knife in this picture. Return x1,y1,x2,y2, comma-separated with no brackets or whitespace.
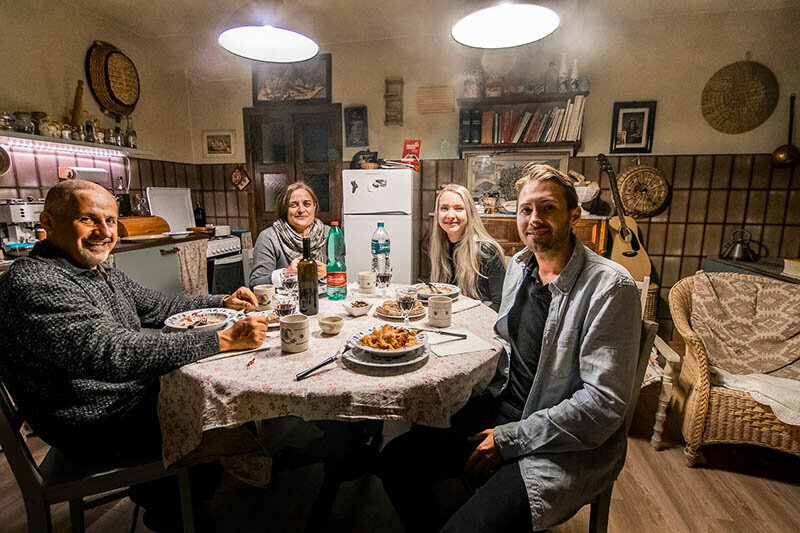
296,341,349,381
410,328,467,340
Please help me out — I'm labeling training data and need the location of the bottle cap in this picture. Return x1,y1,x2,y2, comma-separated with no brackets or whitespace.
331,221,339,225
377,222,384,227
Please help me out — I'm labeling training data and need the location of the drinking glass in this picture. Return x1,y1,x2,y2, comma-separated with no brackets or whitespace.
274,293,296,317
375,267,393,297
281,272,298,298
395,287,418,328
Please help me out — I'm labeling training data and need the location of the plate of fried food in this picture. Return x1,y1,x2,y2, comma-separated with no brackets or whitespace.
247,310,281,328
414,283,460,300
375,300,426,320
164,308,238,331
350,324,427,356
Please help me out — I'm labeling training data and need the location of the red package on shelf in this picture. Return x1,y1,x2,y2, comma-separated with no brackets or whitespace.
401,139,421,171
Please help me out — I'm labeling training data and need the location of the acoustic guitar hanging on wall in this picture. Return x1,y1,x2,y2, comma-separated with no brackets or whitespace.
596,154,652,281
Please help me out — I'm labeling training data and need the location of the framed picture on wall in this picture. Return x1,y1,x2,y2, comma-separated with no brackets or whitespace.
344,105,369,147
252,53,331,105
610,101,656,153
202,130,235,158
463,149,570,201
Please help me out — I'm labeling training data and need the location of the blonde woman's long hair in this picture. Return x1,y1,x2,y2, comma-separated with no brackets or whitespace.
429,184,504,299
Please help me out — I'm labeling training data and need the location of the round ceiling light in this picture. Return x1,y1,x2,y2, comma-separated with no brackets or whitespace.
451,3,560,49
218,25,319,63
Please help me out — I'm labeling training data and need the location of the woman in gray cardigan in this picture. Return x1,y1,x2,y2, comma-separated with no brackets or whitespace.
249,182,330,288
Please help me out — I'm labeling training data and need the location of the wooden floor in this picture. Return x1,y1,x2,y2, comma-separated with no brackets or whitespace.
2,386,799,532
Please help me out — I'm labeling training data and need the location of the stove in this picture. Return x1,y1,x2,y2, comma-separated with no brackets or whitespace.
206,236,241,259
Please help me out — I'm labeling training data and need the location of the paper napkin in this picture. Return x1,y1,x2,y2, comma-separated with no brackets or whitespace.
427,329,495,357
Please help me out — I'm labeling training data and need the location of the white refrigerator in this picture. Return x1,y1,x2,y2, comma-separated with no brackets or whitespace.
342,168,420,285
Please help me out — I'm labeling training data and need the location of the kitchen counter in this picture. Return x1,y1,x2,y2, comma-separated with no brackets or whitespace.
113,233,209,253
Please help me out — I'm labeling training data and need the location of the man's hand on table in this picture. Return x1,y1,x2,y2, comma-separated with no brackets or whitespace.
464,428,503,479
223,286,258,311
218,316,269,351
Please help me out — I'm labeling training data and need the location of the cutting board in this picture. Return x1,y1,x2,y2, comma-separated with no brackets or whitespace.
118,216,170,236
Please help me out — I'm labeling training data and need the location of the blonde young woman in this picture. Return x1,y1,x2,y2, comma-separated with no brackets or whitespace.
429,184,506,311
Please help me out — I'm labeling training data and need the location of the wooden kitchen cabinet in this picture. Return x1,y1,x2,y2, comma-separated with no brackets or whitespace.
480,215,608,257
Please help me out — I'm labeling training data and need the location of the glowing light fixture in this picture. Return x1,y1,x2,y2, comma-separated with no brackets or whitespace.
218,25,319,63
0,135,126,159
451,3,559,49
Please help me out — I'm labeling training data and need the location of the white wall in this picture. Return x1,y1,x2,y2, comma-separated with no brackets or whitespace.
189,5,800,162
0,0,195,163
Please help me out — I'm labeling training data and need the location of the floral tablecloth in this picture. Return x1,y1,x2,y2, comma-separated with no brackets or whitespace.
158,289,502,470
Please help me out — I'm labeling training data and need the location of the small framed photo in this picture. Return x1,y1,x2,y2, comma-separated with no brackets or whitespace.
252,53,331,105
610,101,656,153
202,130,235,158
344,105,369,147
463,149,570,199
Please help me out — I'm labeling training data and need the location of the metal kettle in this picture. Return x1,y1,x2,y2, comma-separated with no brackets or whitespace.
720,229,758,262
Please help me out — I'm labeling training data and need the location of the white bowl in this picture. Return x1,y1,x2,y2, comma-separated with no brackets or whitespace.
343,300,373,317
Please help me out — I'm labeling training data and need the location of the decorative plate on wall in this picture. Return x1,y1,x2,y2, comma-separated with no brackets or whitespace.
85,40,140,117
701,60,778,134
616,164,670,218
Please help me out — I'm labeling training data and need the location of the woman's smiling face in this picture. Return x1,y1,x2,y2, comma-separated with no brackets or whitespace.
287,188,316,235
437,191,468,243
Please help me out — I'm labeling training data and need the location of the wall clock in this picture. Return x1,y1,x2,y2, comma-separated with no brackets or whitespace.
616,164,670,218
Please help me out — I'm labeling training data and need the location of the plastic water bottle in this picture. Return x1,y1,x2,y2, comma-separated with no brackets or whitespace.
371,222,391,273
326,221,347,300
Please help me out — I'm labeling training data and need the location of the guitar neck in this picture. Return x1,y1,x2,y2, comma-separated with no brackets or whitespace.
597,154,629,232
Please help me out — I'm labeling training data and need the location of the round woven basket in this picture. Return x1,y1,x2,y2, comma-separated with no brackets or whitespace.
701,61,778,134
85,41,140,117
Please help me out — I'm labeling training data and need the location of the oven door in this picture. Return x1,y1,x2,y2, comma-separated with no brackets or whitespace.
207,252,244,295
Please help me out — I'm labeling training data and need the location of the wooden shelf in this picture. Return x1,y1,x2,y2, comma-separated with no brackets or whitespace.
459,141,581,155
457,92,589,107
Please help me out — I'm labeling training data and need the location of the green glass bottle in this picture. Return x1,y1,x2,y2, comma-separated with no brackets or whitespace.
297,237,319,315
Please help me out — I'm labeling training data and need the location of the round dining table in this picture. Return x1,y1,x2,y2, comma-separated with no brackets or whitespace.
158,286,502,481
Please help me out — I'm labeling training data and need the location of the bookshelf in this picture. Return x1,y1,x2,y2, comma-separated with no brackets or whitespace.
457,91,588,156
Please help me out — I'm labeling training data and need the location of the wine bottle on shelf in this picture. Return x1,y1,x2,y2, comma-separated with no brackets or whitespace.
298,237,319,315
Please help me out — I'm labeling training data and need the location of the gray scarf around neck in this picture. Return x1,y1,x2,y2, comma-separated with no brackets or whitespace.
274,217,326,263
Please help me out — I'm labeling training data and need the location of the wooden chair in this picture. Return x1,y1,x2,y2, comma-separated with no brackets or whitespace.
669,274,800,466
585,320,658,533
0,380,196,533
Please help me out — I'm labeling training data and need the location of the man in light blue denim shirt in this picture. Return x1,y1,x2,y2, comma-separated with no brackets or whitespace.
382,165,641,532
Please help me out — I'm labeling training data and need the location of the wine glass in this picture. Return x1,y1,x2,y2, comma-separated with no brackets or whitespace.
274,293,296,317
376,266,393,297
281,272,298,299
396,287,418,328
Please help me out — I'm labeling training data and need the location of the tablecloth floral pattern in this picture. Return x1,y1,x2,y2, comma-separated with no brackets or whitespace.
159,293,501,468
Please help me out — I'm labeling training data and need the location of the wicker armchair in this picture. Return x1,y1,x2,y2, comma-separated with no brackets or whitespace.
669,274,800,466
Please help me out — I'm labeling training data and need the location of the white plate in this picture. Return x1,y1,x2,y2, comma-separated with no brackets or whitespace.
162,231,193,237
350,327,427,356
375,309,426,321
414,283,461,300
121,234,167,242
342,346,429,368
164,308,238,331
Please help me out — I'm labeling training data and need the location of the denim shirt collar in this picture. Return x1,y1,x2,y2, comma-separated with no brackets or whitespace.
513,235,587,295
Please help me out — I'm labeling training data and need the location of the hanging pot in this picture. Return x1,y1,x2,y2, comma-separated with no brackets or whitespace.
771,93,799,168
720,229,758,262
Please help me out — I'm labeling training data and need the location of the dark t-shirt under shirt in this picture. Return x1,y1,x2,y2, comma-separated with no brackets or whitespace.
499,258,552,414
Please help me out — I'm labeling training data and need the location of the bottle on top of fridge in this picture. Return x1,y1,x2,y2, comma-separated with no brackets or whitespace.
371,222,391,273
326,221,347,300
297,237,319,315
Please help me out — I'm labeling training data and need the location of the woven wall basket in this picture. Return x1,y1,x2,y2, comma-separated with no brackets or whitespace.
701,60,778,134
85,41,140,117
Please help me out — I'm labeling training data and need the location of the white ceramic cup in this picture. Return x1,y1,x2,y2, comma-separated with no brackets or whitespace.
428,296,452,328
280,314,310,353
254,284,275,311
358,271,377,294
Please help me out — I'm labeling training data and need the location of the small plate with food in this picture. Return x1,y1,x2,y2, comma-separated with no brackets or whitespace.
414,283,460,300
247,310,281,328
343,299,374,317
164,308,238,331
350,324,427,357
375,300,426,320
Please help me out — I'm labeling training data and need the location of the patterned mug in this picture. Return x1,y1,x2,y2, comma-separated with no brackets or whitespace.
254,284,275,311
280,314,310,353
428,296,452,328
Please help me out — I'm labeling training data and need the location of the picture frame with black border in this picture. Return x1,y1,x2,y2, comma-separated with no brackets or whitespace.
463,149,570,199
344,105,369,147
610,101,656,154
252,53,332,106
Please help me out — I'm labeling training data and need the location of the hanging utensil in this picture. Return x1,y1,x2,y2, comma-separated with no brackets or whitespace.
771,94,799,168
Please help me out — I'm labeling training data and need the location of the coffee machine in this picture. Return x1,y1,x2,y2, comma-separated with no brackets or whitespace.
0,198,44,256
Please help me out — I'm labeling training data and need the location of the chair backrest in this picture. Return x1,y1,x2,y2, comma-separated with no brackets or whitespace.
0,379,46,495
635,276,650,320
625,320,658,433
